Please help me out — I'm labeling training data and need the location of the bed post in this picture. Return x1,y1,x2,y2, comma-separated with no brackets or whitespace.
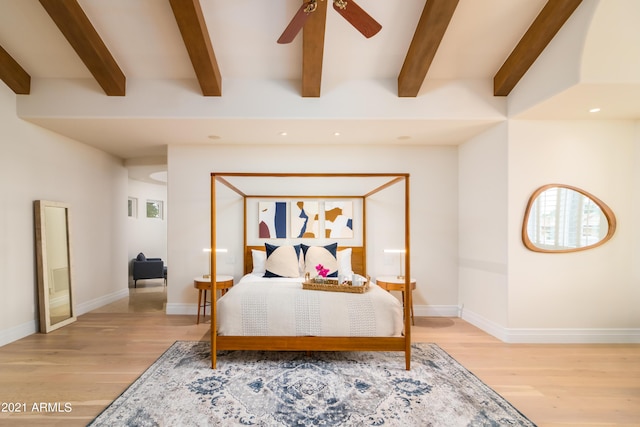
362,196,367,275
211,174,217,369
404,174,411,370
243,195,248,267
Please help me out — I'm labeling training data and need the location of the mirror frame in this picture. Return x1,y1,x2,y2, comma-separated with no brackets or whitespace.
522,184,617,253
34,200,77,333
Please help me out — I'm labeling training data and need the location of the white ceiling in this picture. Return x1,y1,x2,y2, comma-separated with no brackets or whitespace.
1,0,639,183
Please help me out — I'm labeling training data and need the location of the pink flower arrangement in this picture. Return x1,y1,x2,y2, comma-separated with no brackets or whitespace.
315,264,330,278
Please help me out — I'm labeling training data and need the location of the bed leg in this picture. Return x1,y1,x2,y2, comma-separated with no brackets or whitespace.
305,351,311,357
405,351,411,371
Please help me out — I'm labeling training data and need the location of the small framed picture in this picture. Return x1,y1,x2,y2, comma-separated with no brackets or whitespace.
128,197,137,218
146,200,164,219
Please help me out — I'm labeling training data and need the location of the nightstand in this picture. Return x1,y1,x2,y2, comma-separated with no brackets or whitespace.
193,275,233,324
376,276,416,325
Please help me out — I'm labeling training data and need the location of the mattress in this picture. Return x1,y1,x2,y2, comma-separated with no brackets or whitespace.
217,273,404,337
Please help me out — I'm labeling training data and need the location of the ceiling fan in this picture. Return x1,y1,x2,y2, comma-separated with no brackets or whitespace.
277,0,382,44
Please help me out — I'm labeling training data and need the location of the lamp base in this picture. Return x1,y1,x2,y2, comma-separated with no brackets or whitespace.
396,275,405,280
203,274,210,279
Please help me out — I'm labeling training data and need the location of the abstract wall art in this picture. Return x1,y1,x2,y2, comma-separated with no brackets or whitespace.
324,201,353,238
291,201,319,238
259,202,287,238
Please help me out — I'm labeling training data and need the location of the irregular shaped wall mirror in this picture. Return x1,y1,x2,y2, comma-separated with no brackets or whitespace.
34,200,77,332
522,184,616,253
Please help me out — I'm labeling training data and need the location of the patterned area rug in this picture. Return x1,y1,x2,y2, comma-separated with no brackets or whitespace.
89,341,536,426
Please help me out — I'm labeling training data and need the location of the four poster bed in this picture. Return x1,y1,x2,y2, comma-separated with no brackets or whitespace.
209,173,412,370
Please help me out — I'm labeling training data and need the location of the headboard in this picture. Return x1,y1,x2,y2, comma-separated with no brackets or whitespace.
245,245,366,277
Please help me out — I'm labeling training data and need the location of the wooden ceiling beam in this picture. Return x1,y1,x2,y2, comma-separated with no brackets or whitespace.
398,0,459,97
494,0,583,96
302,0,328,97
0,45,30,94
169,0,221,96
39,0,125,96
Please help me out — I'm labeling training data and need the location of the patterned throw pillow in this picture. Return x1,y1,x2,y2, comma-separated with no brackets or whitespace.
302,243,339,278
264,244,302,278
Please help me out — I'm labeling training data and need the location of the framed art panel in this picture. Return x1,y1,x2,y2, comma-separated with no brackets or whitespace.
259,201,287,238
291,201,319,238
128,197,137,218
146,200,164,219
325,201,353,238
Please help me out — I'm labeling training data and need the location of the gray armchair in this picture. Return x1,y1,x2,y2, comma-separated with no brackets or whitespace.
132,253,166,287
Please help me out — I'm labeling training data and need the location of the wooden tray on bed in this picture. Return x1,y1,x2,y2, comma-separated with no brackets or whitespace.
302,277,370,294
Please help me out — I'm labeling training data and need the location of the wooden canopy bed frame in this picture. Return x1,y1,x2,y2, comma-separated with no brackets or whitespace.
210,172,412,369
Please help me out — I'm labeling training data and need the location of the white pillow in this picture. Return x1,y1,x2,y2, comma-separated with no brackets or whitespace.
337,248,353,276
251,249,266,274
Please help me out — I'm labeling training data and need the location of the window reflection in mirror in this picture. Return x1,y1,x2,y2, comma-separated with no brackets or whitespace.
522,184,616,253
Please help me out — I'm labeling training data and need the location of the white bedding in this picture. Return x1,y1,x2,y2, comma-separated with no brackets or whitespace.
217,273,404,337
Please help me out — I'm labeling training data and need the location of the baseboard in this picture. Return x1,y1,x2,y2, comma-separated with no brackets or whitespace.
0,320,37,348
461,309,640,344
460,309,509,341
504,327,640,344
76,288,129,315
414,304,459,317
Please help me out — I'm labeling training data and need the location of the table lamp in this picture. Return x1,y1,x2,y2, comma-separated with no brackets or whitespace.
203,248,227,278
383,248,406,279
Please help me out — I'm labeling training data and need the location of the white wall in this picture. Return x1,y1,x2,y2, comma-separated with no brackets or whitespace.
459,119,640,343
166,144,459,316
458,123,509,336
127,178,167,269
634,123,640,324
506,120,639,342
488,0,640,343
0,84,129,346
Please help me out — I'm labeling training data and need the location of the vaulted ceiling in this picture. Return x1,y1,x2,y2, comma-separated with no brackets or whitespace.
1,0,634,163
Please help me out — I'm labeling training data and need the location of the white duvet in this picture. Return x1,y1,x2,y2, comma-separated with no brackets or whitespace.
217,274,404,337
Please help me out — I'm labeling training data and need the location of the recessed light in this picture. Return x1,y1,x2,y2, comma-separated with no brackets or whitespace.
333,132,341,136
589,108,601,113
279,131,288,136
208,135,221,140
397,135,411,140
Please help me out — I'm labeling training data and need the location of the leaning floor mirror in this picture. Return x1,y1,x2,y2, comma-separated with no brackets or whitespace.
34,200,77,333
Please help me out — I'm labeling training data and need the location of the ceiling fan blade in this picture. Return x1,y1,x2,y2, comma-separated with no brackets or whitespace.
278,2,315,44
332,0,382,38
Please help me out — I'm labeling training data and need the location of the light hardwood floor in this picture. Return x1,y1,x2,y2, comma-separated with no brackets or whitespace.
0,282,638,426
